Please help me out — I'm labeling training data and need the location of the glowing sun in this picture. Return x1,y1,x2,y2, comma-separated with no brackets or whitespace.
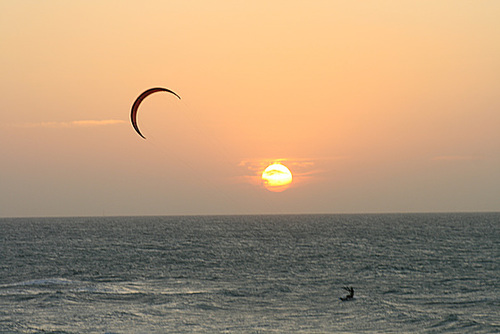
262,163,293,192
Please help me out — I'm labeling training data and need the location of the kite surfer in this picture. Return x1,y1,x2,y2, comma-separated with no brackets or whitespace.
340,286,354,301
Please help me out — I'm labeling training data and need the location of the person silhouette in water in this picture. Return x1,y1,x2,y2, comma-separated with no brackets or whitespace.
340,286,354,301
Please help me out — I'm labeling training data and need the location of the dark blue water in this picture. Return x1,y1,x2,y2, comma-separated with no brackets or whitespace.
1,213,499,333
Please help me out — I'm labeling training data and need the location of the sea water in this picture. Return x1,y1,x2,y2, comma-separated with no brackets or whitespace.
1,213,498,333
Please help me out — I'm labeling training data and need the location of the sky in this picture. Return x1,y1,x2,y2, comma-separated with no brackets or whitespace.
1,1,499,217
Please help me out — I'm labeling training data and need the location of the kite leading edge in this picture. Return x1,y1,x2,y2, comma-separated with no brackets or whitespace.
130,87,181,139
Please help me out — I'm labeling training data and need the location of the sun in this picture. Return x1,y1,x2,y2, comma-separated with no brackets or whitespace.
261,163,293,192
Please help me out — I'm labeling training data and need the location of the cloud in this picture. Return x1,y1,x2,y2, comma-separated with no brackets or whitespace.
236,157,340,188
238,156,347,174
238,158,314,174
11,120,126,128
68,120,126,127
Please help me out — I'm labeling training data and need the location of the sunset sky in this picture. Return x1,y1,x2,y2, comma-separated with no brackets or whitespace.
2,1,499,217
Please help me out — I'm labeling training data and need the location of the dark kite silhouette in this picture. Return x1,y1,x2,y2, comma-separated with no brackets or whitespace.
130,87,181,139
340,286,354,301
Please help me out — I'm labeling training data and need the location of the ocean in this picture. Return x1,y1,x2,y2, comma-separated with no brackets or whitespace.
1,213,498,333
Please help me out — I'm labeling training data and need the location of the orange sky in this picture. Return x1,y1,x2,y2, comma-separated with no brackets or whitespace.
1,1,499,217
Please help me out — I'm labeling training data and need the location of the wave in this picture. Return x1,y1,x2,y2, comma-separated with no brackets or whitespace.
426,313,496,332
5,277,78,287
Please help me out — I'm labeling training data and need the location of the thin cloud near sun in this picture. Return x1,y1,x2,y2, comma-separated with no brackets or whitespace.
239,158,316,172
9,120,126,128
237,157,325,189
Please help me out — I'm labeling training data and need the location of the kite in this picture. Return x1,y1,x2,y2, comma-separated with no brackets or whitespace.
130,87,181,139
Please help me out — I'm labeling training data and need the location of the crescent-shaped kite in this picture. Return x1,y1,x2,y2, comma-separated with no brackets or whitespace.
130,87,181,139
